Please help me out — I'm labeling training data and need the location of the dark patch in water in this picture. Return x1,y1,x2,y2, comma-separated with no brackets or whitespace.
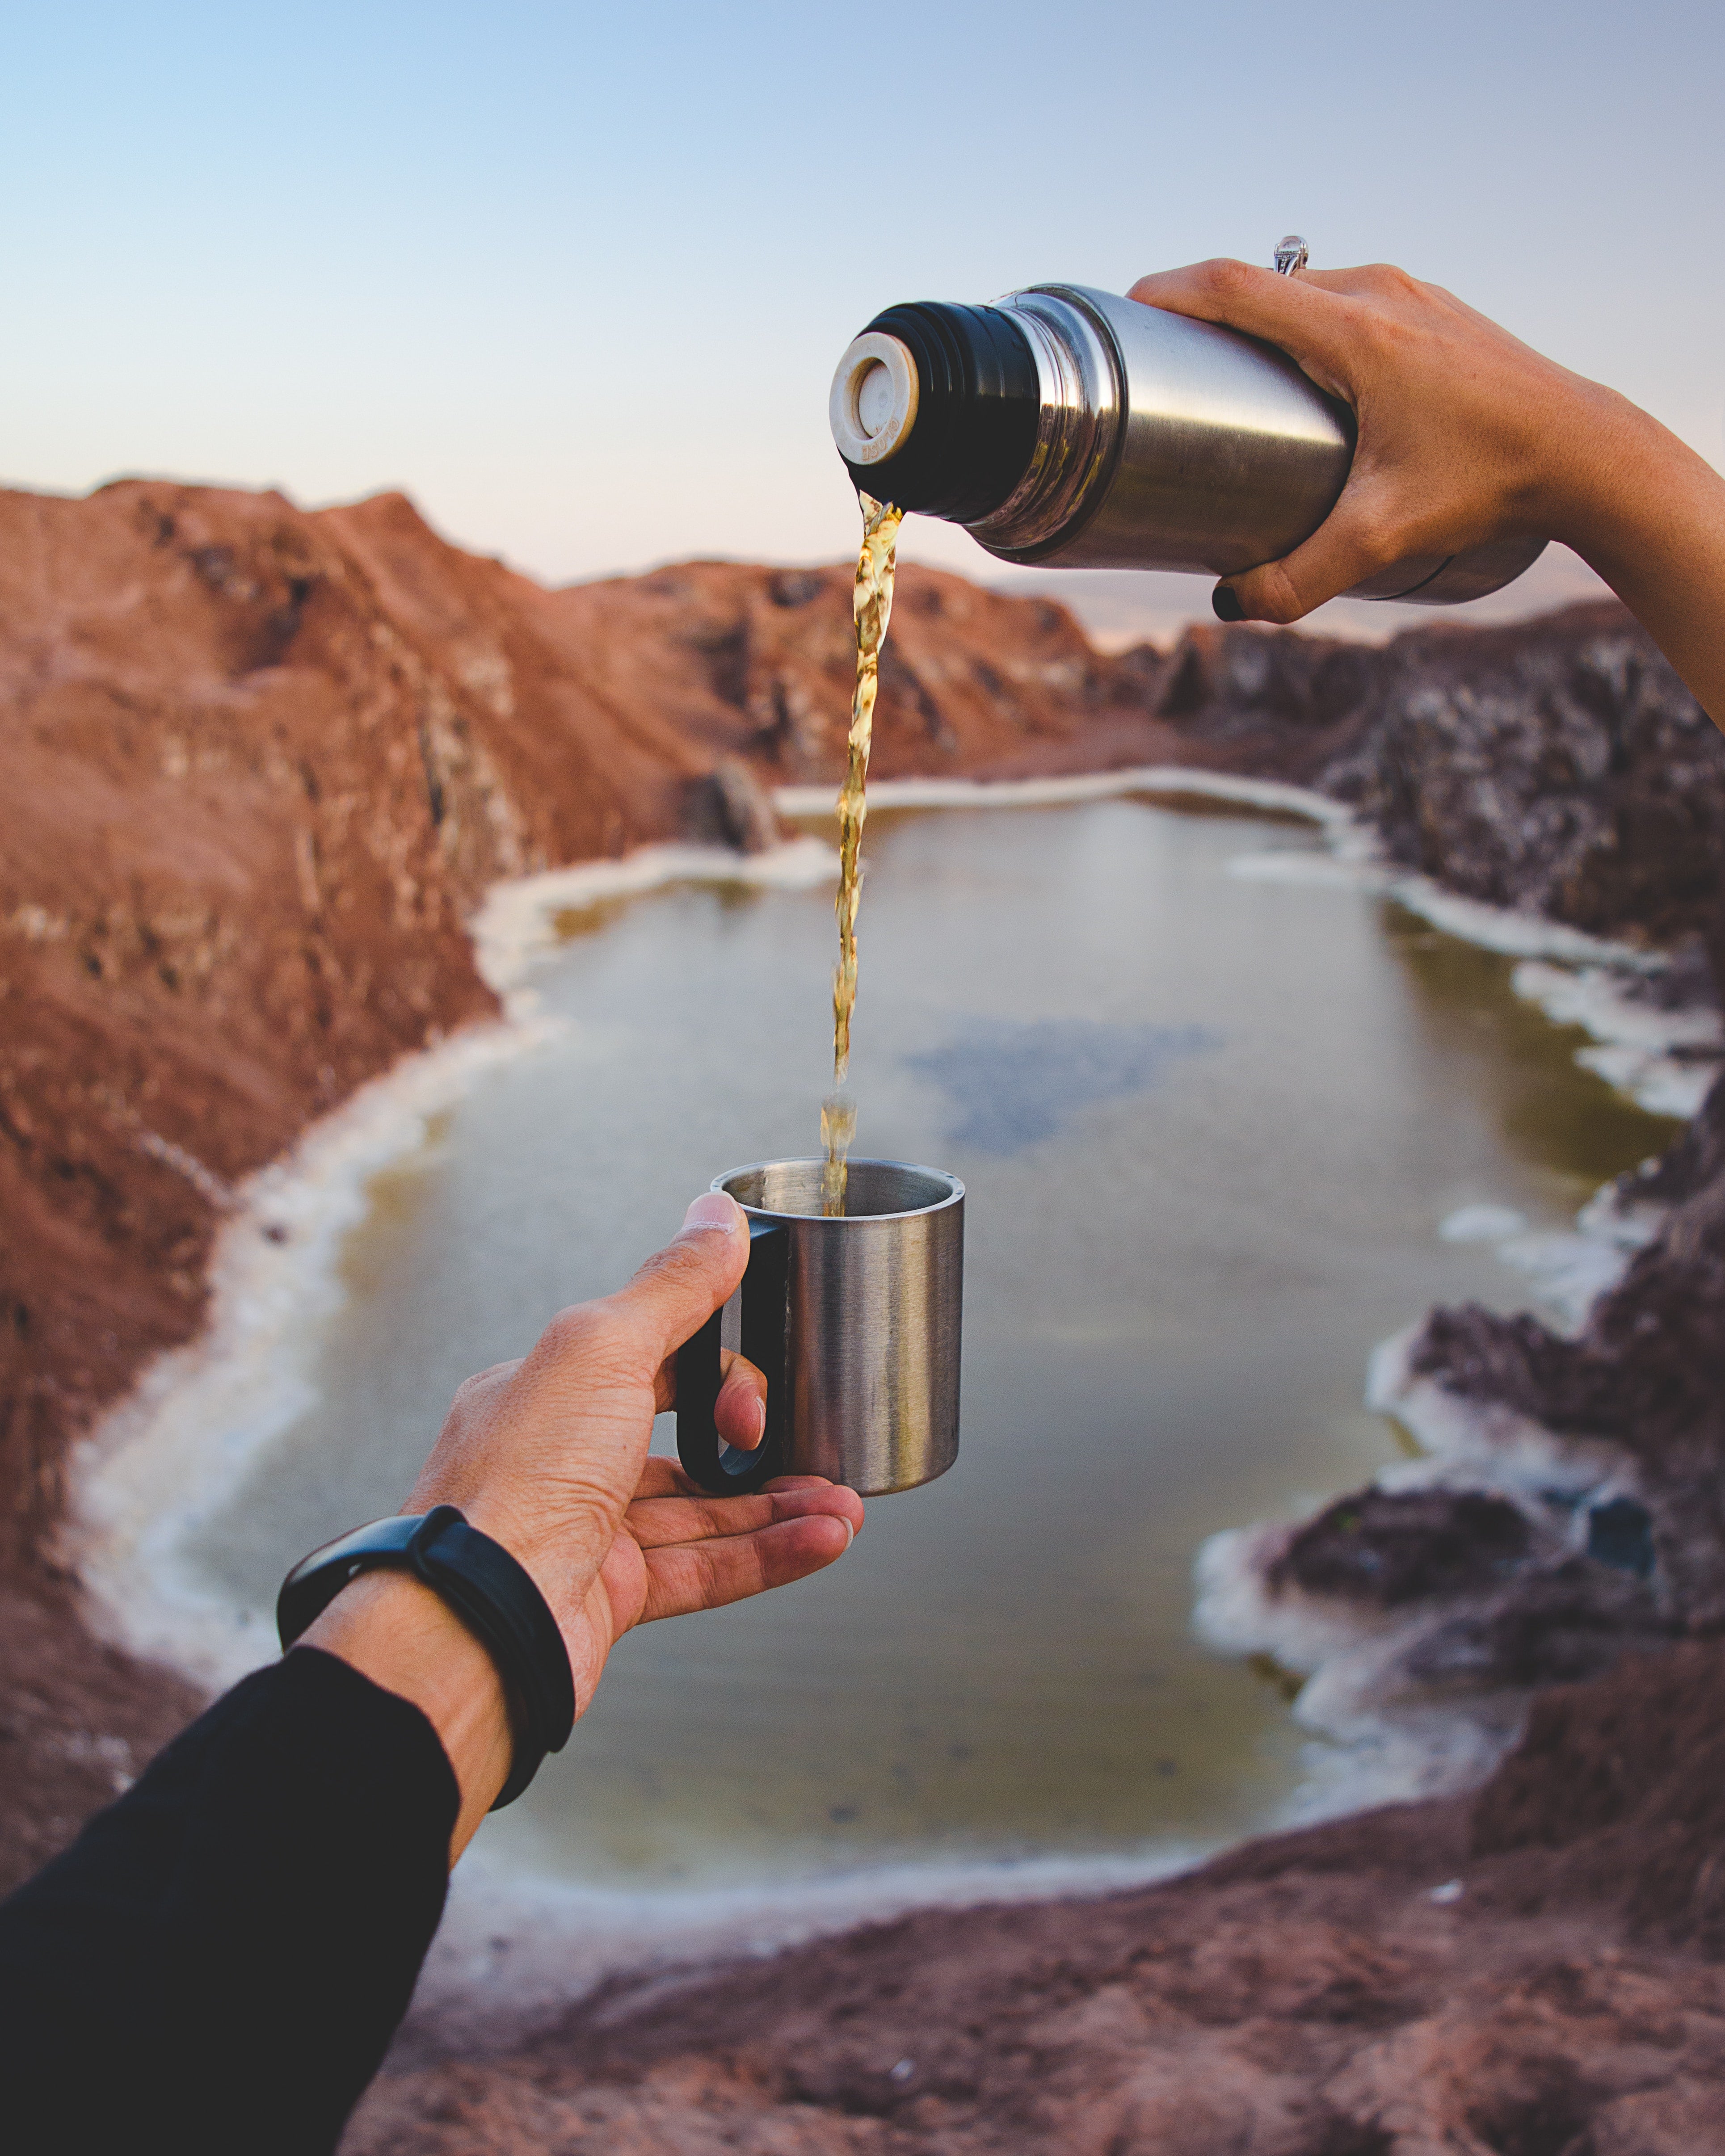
1586,1495,1656,1579
907,1017,1220,1155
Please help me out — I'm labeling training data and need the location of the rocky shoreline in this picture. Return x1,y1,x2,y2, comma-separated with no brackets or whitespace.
7,481,1725,2150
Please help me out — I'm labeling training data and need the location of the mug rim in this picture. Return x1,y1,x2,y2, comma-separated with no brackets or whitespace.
711,1156,964,1223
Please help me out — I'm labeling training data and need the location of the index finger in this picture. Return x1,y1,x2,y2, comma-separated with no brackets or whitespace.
1127,258,1358,395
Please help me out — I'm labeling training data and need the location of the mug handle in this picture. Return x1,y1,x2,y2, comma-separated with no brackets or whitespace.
675,1217,788,1495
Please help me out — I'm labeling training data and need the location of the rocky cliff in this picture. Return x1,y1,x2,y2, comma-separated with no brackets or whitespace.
1153,598,1725,946
0,480,707,1874
7,479,1725,2153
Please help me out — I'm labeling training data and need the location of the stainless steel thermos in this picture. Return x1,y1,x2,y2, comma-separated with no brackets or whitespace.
829,283,1545,605
677,1158,964,1498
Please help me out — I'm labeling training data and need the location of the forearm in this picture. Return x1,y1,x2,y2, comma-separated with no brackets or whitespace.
1547,386,1725,727
0,1650,457,2156
301,1570,514,1857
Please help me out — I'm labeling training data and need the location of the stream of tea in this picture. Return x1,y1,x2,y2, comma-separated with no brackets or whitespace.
820,491,904,1215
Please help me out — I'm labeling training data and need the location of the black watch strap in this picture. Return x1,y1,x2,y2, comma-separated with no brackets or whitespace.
276,1505,576,1809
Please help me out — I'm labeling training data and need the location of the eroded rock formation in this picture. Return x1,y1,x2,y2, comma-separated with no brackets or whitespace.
1321,607,1725,943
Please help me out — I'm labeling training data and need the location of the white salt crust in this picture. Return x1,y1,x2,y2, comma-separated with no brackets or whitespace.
470,838,833,1008
1192,1281,1656,1834
417,1841,1211,2051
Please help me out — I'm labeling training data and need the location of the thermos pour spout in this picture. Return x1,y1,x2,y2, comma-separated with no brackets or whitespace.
830,332,920,470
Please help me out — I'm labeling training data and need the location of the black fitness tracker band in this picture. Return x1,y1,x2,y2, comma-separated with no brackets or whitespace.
276,1505,576,1808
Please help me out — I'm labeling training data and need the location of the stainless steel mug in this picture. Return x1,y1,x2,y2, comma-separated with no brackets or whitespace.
829,283,1546,605
676,1157,964,1498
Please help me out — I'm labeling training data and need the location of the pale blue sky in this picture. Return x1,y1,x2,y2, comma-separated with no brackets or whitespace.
6,1,1721,637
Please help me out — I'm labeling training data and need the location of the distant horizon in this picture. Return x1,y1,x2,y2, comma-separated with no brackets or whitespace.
5,458,1618,651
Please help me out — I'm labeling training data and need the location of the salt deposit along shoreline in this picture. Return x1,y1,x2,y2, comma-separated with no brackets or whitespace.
66,779,1719,2041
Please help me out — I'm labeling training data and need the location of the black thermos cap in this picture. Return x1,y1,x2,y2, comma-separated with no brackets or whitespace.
836,302,1039,524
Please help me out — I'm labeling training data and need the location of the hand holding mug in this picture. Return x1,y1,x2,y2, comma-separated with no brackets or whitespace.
303,1190,864,1854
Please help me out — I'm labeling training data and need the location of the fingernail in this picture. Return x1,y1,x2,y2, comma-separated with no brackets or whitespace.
681,1190,739,1235
1212,585,1245,623
752,1395,767,1442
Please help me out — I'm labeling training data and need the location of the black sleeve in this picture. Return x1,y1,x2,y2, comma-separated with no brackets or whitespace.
0,1645,459,2156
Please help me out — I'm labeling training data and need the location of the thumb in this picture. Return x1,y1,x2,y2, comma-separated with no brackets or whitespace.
611,1191,751,1362
1214,480,1401,625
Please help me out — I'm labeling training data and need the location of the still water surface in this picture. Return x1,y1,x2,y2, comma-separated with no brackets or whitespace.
187,800,1665,1887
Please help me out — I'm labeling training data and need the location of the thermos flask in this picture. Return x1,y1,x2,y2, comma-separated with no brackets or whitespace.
828,282,1546,605
677,1158,964,1498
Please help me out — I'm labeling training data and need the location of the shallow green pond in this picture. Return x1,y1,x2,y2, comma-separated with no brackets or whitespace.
185,799,1669,1887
